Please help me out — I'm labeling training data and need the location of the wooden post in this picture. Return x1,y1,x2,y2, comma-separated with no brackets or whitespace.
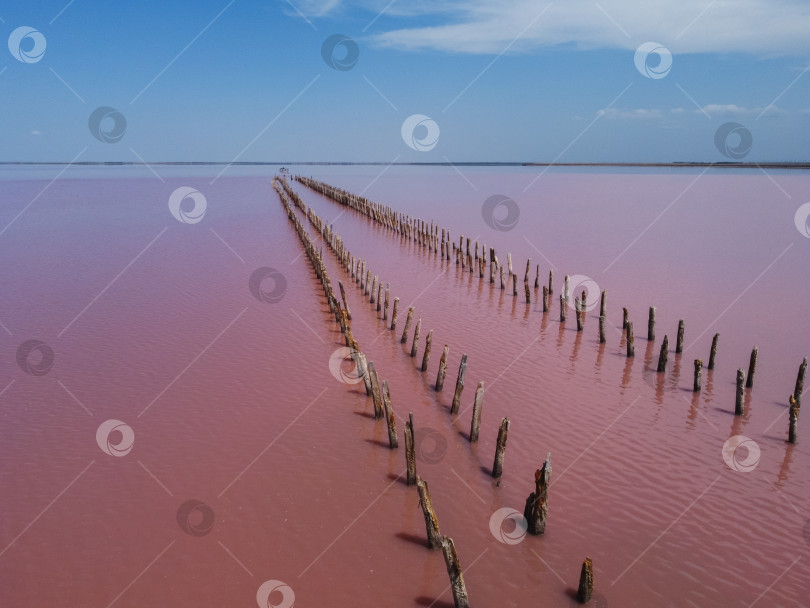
563,274,570,302
500,265,505,290
746,347,757,388
708,333,719,370
523,453,551,535
469,381,484,443
622,307,628,330
365,270,371,295
376,282,382,312
507,253,513,276
391,297,400,331
383,285,390,320
788,395,798,444
436,345,450,391
576,557,594,604
401,306,414,344
575,298,583,331
676,319,685,354
370,275,378,303
441,536,470,608
560,294,566,322
693,359,703,392
534,264,540,288
450,354,468,415
599,315,606,343
542,286,549,312
626,321,635,357
548,270,553,295
524,280,531,304
492,418,510,479
795,357,807,408
338,281,351,320
648,306,656,341
421,330,433,372
600,290,606,318
512,274,517,296
657,335,669,372
358,352,372,396
381,380,398,448
410,317,422,358
368,361,383,419
416,476,442,548
735,369,745,415
405,413,416,485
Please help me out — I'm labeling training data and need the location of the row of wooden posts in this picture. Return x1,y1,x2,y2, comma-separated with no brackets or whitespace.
295,175,805,443
276,177,595,606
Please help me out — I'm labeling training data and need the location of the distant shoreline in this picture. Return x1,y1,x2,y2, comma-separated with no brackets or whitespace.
1,161,808,169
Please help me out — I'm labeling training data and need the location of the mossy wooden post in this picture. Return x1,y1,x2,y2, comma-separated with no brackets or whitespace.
746,347,758,388
368,362,383,419
599,315,606,343
421,329,434,372
708,333,719,370
626,321,635,357
391,297,400,331
795,357,807,408
676,320,685,354
436,345,450,391
657,335,669,372
383,285,390,321
405,413,416,485
622,307,628,330
600,290,606,318
560,294,567,322
381,380,398,448
410,317,422,358
451,354,468,415
441,536,470,608
470,381,484,443
577,557,594,604
416,476,442,548
648,306,656,341
542,286,549,312
338,280,351,320
401,306,414,344
788,395,798,444
693,359,703,392
492,418,510,479
735,369,745,415
523,453,551,535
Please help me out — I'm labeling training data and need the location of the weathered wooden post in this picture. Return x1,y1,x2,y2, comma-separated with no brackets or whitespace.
421,330,434,372
708,333,719,370
735,369,745,415
405,413,416,485
376,282,382,312
370,275,378,303
358,352,372,396
560,294,567,322
383,285,390,320
622,307,628,330
381,380,398,448
693,359,703,392
469,381,484,443
365,270,371,295
542,286,549,312
676,320,685,354
789,395,798,444
338,281,351,320
450,355,468,415
746,347,758,388
599,315,606,343
441,536,470,608
492,418,510,479
626,321,635,357
534,264,540,289
410,317,422,358
368,362,383,419
648,306,656,341
524,280,531,304
391,297,400,331
416,476,442,548
401,306,414,344
575,298,583,332
524,453,551,535
600,290,606,318
657,335,669,372
548,270,553,295
576,557,594,604
500,265,505,290
436,345,450,391
795,357,807,408
512,274,518,296
507,253,513,276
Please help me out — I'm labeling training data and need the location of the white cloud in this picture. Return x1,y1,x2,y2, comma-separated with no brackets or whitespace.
602,107,685,120
30,130,42,136
356,0,810,56
697,104,786,116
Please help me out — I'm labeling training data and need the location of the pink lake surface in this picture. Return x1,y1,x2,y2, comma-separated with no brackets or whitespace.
0,165,809,607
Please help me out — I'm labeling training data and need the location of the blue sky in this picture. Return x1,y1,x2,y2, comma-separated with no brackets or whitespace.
1,0,808,163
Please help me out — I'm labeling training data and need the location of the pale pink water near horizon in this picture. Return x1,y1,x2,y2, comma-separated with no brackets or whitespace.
1,165,808,607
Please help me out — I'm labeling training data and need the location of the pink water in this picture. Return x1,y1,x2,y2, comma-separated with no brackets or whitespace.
1,165,808,607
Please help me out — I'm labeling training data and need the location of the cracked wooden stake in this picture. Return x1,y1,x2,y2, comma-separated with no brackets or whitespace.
523,453,551,535
746,347,758,388
794,357,807,408
626,321,635,357
381,380,398,448
405,413,416,485
401,306,414,344
648,306,656,341
492,418,510,479
657,335,669,373
390,297,400,331
577,557,594,604
421,329,433,372
693,359,703,392
470,381,484,443
416,476,442,548
735,369,745,415
599,315,606,343
451,354,468,415
368,361,383,419
338,280,351,320
789,395,798,444
676,319,685,354
410,317,422,358
441,536,470,608
435,345,450,391
708,333,719,370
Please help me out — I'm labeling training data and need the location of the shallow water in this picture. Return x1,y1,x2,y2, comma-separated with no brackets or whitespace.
0,165,808,607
